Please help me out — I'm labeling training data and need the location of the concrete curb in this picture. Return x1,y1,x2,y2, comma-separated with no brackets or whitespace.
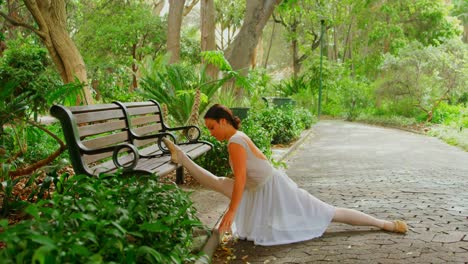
194,128,315,263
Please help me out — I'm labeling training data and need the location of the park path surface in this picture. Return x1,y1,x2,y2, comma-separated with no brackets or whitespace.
213,120,468,264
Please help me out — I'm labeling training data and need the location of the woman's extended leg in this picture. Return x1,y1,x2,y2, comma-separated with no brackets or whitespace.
163,138,234,198
332,207,408,233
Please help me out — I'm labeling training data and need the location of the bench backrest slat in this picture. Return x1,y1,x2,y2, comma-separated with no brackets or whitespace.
66,104,120,112
74,109,125,123
127,105,160,116
133,124,162,136
78,119,127,137
131,115,161,127
81,130,129,149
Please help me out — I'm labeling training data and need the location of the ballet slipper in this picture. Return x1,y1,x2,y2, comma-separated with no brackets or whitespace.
391,220,408,234
162,137,179,164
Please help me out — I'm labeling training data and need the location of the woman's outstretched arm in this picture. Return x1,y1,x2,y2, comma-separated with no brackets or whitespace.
218,143,247,233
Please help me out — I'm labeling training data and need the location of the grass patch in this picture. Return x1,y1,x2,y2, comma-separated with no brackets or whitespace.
355,113,467,151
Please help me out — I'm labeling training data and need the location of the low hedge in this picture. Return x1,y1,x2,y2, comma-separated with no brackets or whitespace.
0,173,203,263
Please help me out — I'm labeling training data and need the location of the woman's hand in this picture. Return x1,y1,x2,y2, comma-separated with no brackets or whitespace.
218,210,236,234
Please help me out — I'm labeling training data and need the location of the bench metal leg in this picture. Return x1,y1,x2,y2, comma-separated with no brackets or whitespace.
176,167,184,184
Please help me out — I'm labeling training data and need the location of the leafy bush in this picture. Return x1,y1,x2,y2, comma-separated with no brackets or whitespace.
294,107,316,129
0,36,62,118
0,173,203,263
241,117,273,158
273,75,309,97
248,106,306,145
198,130,231,176
432,102,466,126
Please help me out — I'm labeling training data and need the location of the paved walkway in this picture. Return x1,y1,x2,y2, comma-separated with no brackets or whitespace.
211,120,468,263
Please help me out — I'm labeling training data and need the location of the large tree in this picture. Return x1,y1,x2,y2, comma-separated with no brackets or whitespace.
224,0,281,73
167,0,186,64
167,0,199,64
0,0,93,104
201,0,217,77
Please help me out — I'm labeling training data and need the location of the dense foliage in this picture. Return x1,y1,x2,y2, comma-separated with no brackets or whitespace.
0,173,203,263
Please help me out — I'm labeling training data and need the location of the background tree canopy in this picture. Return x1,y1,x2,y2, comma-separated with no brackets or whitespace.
0,0,467,175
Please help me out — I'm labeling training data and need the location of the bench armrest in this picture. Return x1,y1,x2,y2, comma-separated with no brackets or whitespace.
165,125,202,143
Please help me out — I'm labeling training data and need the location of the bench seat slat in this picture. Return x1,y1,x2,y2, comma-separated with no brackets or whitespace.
92,156,176,177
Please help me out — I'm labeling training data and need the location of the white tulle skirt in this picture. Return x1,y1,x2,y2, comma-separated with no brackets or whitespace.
232,169,335,246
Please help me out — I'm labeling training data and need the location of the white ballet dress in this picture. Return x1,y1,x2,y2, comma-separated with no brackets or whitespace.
229,131,335,246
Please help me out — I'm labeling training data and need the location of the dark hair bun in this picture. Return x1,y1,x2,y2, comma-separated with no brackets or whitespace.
204,104,241,129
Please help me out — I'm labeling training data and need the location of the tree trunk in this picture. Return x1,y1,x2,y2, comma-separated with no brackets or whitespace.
23,0,93,104
167,0,185,64
131,43,138,91
292,37,300,78
263,20,276,68
225,0,281,73
200,0,217,78
152,0,165,16
252,34,263,69
463,24,468,43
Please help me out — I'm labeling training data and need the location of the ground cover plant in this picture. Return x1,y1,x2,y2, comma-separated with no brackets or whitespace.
0,173,204,263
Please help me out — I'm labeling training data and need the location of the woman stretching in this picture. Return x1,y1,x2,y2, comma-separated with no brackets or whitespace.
162,104,407,246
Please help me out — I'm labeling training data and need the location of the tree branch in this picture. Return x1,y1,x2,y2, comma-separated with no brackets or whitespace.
22,0,49,39
9,120,67,177
26,120,66,149
0,10,41,36
183,0,199,16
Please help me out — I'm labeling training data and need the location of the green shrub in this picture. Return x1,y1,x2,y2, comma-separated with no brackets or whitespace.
198,130,231,176
0,36,62,118
294,107,316,129
432,102,465,126
249,106,304,145
0,173,203,263
241,117,273,158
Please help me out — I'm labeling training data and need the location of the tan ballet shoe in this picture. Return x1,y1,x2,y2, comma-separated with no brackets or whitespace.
391,220,408,234
162,137,179,164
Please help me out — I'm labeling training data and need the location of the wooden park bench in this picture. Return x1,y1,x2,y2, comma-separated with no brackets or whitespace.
50,100,212,184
